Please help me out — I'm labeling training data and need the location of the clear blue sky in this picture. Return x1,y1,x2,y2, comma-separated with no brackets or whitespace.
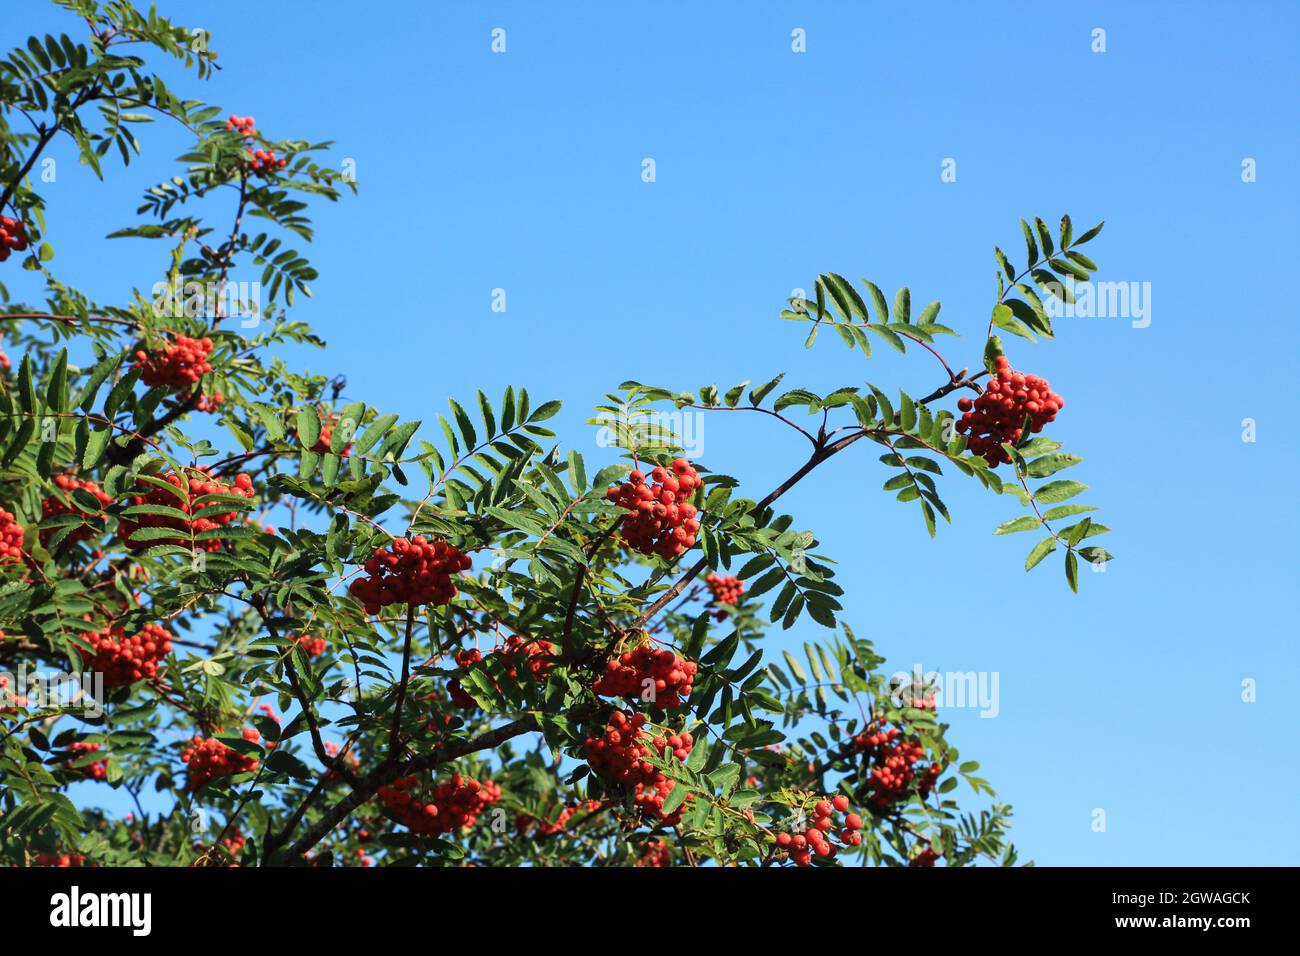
10,0,1298,865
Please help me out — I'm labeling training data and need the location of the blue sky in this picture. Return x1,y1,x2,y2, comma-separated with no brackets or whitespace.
11,0,1299,865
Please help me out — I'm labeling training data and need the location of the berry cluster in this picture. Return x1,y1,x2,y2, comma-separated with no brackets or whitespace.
132,334,214,389
893,679,938,711
348,536,470,614
775,794,864,866
376,774,502,836
854,726,942,811
246,148,287,176
0,674,26,713
225,115,257,137
583,710,693,824
0,215,29,262
636,839,672,867
605,458,702,558
909,846,940,867
219,827,246,857
35,853,89,867
955,355,1064,467
78,622,173,686
705,573,744,619
117,470,254,552
593,645,696,710
40,474,114,548
323,740,361,783
181,735,259,791
0,507,25,563
196,389,224,413
448,636,556,709
516,798,603,837
306,417,352,456
66,741,108,781
496,635,555,678
295,634,327,657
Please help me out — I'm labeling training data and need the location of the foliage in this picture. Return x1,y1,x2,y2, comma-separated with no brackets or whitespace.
0,1,1112,867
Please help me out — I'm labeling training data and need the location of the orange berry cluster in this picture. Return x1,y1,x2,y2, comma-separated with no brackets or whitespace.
593,645,696,710
516,798,603,837
909,846,940,867
323,740,361,784
349,536,470,614
955,355,1064,467
133,334,214,389
78,622,173,686
0,215,29,262
306,418,352,456
705,572,744,619
376,774,502,836
0,673,26,713
247,148,287,176
605,458,702,558
118,471,254,552
775,794,864,866
295,634,327,657
448,636,556,709
196,389,224,413
66,741,108,781
34,853,89,867
583,710,694,825
40,474,113,548
854,726,942,811
636,838,672,867
705,573,744,605
181,735,259,791
0,507,24,563
225,115,257,137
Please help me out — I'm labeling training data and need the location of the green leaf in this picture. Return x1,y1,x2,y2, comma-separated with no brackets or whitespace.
1078,546,1113,565
861,280,889,324
749,373,784,406
1034,480,1087,504
1025,536,1056,570
82,423,112,469
530,400,562,422
1041,504,1097,521
1019,219,1039,269
994,247,1015,283
983,336,1003,374
893,287,911,324
1064,517,1092,547
46,348,69,411
993,515,1041,535
296,407,320,450
1026,454,1082,478
355,414,399,454
1073,220,1105,246
75,353,122,412
1064,550,1079,592
991,303,1035,341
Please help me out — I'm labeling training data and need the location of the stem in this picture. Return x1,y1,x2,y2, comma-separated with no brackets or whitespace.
387,605,417,762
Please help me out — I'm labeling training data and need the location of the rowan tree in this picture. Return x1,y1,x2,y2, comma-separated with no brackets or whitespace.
0,1,1113,868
